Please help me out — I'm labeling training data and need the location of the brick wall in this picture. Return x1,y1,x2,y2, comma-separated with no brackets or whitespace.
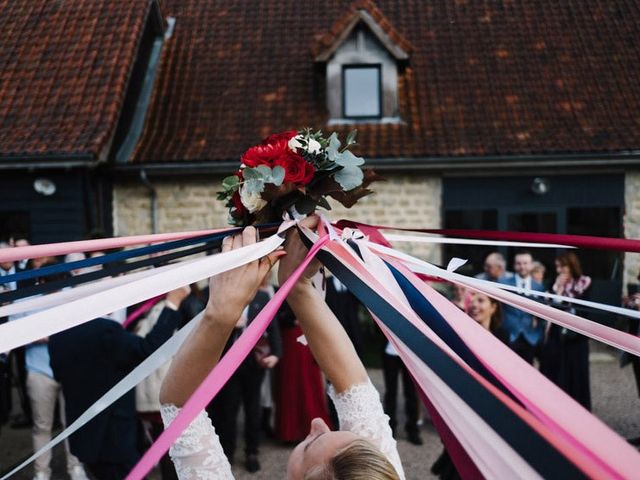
113,174,442,264
624,171,640,291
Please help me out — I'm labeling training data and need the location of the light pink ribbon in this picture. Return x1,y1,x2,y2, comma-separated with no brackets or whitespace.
126,234,330,480
122,296,164,329
0,228,231,263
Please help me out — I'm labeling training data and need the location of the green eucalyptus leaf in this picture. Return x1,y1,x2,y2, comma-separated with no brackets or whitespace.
271,166,285,186
326,133,341,161
244,178,265,194
255,165,272,178
334,149,365,167
222,175,240,191
334,165,364,191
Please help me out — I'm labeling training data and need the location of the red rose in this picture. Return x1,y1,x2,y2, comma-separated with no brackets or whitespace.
241,140,290,168
261,130,298,146
231,191,246,216
274,151,316,185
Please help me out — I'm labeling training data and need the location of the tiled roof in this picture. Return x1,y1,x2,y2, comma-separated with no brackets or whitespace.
134,0,640,164
0,0,156,162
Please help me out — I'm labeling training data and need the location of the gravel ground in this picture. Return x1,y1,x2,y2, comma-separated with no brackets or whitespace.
1,342,639,479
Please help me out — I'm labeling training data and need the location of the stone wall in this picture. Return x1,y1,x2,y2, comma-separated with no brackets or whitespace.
624,171,640,291
113,174,443,264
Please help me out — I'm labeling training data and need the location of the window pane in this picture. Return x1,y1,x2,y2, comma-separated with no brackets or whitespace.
344,67,380,117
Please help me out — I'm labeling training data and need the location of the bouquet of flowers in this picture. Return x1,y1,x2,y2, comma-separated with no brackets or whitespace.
218,129,380,226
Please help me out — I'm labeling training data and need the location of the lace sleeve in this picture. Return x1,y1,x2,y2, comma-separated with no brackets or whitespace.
328,381,405,480
160,404,233,480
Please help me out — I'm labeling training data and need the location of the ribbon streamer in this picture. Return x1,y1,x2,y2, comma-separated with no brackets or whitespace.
0,234,284,354
0,313,202,480
383,232,573,249
126,234,330,480
335,220,640,253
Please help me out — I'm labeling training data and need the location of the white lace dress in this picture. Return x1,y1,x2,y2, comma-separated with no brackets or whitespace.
160,380,405,479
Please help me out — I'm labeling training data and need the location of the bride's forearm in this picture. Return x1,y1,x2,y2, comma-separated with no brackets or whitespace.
159,308,237,406
287,282,368,393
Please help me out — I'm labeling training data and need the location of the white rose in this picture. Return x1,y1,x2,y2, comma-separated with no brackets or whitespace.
288,135,303,152
307,138,321,154
239,185,267,213
288,135,322,154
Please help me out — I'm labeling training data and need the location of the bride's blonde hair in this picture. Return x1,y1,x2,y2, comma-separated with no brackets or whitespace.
304,439,400,480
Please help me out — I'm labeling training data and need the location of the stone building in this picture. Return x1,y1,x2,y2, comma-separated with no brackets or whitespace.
1,0,640,309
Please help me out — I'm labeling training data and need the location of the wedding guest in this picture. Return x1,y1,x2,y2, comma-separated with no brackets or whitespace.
134,298,179,480
432,291,504,479
542,252,592,410
49,286,189,480
207,280,281,473
160,221,404,479
9,265,90,480
274,301,332,443
382,341,423,445
475,252,513,282
450,283,469,312
0,243,16,428
531,261,546,287
498,251,545,363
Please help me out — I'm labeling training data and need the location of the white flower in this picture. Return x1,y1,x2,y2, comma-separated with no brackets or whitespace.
307,138,321,154
288,135,303,151
288,135,322,154
239,185,267,213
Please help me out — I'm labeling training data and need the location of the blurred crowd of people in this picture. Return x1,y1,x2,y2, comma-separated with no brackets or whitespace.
1,234,639,479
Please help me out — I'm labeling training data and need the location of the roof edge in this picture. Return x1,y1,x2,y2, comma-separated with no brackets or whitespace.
114,150,640,176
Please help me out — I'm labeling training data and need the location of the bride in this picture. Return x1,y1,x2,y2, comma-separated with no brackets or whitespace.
159,217,404,479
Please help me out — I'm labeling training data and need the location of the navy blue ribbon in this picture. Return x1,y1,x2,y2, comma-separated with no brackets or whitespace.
302,232,586,478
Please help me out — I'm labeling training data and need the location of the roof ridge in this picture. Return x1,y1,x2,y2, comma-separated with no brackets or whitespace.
313,0,412,61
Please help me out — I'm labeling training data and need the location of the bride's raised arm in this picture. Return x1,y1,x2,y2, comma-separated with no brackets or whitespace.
277,216,369,394
159,226,283,407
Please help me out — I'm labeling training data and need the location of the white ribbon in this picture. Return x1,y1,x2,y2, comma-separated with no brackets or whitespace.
0,234,284,354
382,232,574,249
369,241,640,321
0,313,201,479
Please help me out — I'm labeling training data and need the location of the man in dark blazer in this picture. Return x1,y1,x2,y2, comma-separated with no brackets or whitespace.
498,251,545,363
49,286,189,480
207,285,281,472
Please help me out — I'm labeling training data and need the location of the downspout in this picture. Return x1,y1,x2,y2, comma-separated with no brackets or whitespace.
139,169,158,233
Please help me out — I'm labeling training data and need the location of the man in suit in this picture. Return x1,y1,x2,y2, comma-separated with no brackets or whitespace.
49,286,189,480
207,284,281,473
498,251,545,363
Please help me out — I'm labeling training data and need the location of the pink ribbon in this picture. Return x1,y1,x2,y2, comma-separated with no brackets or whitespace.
0,228,232,263
122,296,164,329
126,233,330,480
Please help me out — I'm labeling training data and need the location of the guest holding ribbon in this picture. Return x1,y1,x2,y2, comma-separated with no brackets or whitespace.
159,220,404,479
49,285,190,480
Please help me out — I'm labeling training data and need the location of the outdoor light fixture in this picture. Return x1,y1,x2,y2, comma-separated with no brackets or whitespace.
33,178,57,196
531,177,550,195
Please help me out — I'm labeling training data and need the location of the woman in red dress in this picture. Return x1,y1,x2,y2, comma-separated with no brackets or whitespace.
274,301,332,442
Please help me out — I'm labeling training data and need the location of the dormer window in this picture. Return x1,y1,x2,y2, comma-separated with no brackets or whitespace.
343,64,381,119
315,8,410,125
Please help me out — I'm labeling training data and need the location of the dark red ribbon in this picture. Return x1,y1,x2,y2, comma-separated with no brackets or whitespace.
335,220,640,253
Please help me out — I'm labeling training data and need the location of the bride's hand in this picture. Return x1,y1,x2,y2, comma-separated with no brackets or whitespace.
205,226,284,326
277,215,322,293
